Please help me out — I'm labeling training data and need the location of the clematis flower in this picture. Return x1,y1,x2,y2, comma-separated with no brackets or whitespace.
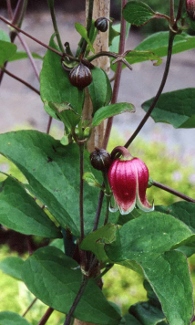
186,0,195,20
108,146,153,215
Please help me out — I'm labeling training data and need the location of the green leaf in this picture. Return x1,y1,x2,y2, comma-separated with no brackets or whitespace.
0,40,17,66
109,24,121,49
120,314,142,325
129,301,165,325
88,67,112,113
109,23,130,53
83,172,102,188
40,35,84,126
0,130,105,236
0,176,61,238
75,22,95,53
156,202,195,256
8,51,43,62
123,1,156,26
125,50,162,66
105,212,194,261
135,32,195,58
186,16,195,31
105,212,194,325
48,102,81,128
22,246,121,325
143,280,160,308
0,312,31,325
142,88,195,128
140,251,193,325
0,30,10,42
0,256,24,281
81,223,117,263
92,102,135,127
156,202,195,232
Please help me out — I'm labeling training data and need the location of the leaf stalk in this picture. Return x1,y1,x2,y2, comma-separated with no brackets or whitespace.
152,180,195,203
124,30,175,148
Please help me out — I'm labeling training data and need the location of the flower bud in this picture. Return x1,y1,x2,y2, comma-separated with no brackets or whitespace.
90,148,112,171
186,0,195,20
108,147,153,215
94,17,108,32
69,62,92,90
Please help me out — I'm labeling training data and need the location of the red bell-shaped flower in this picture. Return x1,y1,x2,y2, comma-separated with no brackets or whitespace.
108,147,153,215
186,0,195,20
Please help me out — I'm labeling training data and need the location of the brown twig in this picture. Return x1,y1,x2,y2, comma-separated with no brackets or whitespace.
0,16,63,57
38,307,54,325
152,180,195,203
22,298,37,317
102,0,127,149
2,67,40,95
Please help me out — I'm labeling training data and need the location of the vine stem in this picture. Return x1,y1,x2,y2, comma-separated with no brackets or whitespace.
92,172,111,231
102,0,127,149
17,32,40,80
0,0,27,84
176,0,185,21
9,0,27,42
124,30,175,149
46,116,53,134
152,180,195,203
88,51,132,70
64,276,89,325
37,307,54,325
6,0,13,20
170,0,175,25
93,188,104,231
0,16,63,57
79,144,85,241
22,298,37,317
86,0,94,35
1,67,40,94
0,2,39,90
79,0,94,55
48,0,64,53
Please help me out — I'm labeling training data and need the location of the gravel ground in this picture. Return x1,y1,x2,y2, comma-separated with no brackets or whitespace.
0,10,195,167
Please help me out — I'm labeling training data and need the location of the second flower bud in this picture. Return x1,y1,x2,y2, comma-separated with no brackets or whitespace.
69,62,92,90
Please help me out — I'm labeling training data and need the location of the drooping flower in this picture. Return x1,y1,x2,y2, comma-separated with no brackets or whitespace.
108,146,153,215
186,0,195,20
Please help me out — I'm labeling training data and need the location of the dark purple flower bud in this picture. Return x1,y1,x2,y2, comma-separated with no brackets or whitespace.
186,0,195,20
90,148,112,171
108,146,153,215
94,17,109,32
69,62,92,90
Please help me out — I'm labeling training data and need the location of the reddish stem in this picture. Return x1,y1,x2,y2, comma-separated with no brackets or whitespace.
152,180,195,203
0,16,63,57
124,30,175,148
102,0,127,149
38,307,54,325
110,145,131,160
2,67,40,95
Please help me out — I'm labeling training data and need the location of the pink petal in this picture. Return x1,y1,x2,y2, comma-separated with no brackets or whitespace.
108,159,137,215
132,158,153,212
